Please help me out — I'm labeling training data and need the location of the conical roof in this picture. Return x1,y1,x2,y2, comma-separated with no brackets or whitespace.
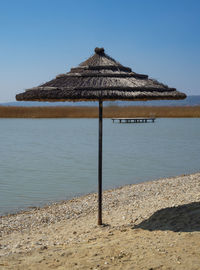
16,47,186,101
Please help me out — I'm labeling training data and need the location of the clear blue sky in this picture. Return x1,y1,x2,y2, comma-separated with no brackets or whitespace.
0,0,199,102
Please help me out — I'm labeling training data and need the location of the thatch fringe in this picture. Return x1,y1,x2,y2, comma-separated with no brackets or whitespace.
71,65,132,72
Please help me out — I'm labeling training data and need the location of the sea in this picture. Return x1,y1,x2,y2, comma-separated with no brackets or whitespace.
0,118,200,216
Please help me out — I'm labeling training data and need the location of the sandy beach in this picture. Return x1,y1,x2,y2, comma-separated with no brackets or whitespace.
0,172,200,270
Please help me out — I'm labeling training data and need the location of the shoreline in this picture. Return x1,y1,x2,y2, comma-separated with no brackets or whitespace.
1,172,200,269
1,105,200,118
0,172,195,219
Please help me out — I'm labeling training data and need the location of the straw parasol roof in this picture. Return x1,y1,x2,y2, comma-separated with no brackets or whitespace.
16,47,186,226
16,47,186,102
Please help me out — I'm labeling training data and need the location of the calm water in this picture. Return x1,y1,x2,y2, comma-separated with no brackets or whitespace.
0,118,200,215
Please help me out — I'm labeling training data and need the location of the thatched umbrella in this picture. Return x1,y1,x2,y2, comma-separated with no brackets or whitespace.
16,47,186,225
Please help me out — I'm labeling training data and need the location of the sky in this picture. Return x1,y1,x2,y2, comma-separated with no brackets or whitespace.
0,0,200,102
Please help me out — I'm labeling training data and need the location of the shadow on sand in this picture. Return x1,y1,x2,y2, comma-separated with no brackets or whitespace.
133,202,200,232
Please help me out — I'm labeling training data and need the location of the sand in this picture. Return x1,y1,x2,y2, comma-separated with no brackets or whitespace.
0,172,200,270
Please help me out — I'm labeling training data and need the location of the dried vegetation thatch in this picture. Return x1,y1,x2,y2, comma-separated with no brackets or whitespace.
16,48,186,102
1,106,200,118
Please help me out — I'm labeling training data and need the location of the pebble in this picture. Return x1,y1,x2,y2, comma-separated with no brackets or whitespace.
0,172,200,256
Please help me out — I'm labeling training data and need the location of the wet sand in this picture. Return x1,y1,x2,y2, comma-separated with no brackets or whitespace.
1,173,200,269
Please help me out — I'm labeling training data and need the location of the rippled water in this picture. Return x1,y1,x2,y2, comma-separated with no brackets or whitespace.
0,118,200,215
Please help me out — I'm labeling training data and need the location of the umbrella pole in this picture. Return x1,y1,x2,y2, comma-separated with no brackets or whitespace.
98,100,103,225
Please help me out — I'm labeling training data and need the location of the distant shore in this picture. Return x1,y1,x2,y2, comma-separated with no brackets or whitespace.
1,172,200,269
0,105,200,118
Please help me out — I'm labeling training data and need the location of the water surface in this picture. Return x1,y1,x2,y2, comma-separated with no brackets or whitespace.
0,118,199,215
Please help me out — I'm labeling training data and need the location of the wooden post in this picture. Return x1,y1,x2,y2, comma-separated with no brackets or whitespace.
98,100,103,225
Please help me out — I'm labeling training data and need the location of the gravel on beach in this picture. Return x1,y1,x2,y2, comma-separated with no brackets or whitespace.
0,172,200,270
